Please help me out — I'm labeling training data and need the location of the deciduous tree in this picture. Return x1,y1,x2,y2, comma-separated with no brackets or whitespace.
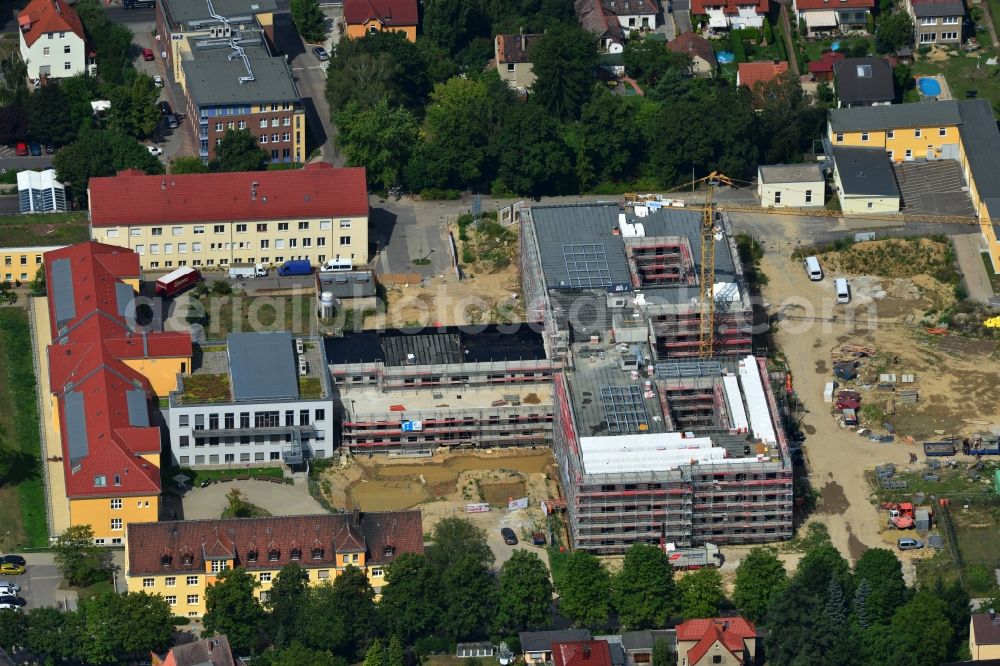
875,12,915,53
210,129,269,172
531,22,600,120
732,547,786,623
379,553,442,643
52,524,113,587
259,641,339,666
53,128,164,206
439,555,498,640
494,550,553,634
557,551,611,627
203,567,265,655
290,0,326,42
336,98,418,191
623,39,691,87
80,591,173,664
24,606,84,663
295,564,376,660
171,156,210,174
426,517,495,571
26,84,76,145
107,75,161,140
268,563,311,647
613,544,676,630
495,102,573,197
677,568,724,620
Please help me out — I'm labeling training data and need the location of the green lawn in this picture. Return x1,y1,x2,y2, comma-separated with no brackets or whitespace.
0,212,90,249
0,309,48,549
189,293,316,338
983,253,1000,293
162,465,286,490
911,48,1000,105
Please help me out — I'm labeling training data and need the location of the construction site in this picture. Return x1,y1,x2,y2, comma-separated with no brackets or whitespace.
518,199,794,555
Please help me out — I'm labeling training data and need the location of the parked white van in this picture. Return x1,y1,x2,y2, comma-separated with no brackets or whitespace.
804,256,823,281
835,278,851,303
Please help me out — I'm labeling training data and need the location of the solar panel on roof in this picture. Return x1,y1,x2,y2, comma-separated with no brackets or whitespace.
51,258,76,327
562,244,612,288
126,389,149,427
115,282,135,318
599,385,649,433
64,390,89,467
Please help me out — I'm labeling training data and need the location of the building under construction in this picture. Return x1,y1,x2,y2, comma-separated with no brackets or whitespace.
519,201,792,554
325,326,557,454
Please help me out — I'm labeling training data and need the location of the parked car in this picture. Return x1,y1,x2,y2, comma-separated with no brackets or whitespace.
897,537,923,551
147,145,163,156
0,595,25,606
15,142,28,156
142,48,154,61
836,398,860,410
313,46,329,61
837,390,861,401
501,527,518,545
153,75,163,87
157,101,172,115
0,603,19,612
0,582,20,596
164,114,179,130
1,556,25,568
29,142,42,156
0,562,25,576
44,143,54,154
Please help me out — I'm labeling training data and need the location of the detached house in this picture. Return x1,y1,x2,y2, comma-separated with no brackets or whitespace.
833,56,895,107
667,31,719,76
675,617,759,666
691,0,768,31
793,0,875,35
18,0,94,81
575,0,659,52
496,33,542,92
344,0,418,42
905,0,964,46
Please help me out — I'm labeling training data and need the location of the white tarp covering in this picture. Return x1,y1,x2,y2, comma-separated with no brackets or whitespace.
804,10,838,27
722,374,750,434
738,355,777,445
579,433,723,474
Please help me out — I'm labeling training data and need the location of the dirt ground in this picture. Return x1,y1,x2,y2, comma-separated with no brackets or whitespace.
761,251,1000,572
317,450,559,567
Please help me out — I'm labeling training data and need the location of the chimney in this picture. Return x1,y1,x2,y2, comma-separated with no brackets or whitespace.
352,505,360,526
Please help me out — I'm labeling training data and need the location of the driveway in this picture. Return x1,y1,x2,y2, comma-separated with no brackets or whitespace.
180,478,328,519
671,0,692,35
1,550,123,612
370,201,454,278
953,232,996,303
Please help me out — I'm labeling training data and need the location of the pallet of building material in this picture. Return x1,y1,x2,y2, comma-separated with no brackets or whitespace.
491,400,509,407
880,478,908,489
901,374,916,383
885,399,895,415
877,382,895,391
898,389,919,404
879,374,897,383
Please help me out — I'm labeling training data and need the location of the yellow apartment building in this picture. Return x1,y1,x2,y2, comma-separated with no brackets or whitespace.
125,511,424,617
87,165,370,272
2,245,64,282
344,0,418,42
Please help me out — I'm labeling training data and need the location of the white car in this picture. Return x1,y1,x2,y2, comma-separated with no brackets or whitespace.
147,145,163,156
0,603,19,612
0,582,19,595
153,75,163,87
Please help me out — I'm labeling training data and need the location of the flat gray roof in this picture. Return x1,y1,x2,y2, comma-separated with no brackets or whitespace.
758,163,825,184
227,332,299,401
828,100,962,131
162,0,276,27
186,34,270,60
183,56,299,107
317,271,377,299
957,100,1000,204
833,146,900,197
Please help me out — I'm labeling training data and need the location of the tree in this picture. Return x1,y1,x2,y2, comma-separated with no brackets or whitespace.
24,606,84,663
79,591,173,664
423,0,482,54
268,563,311,647
171,156,210,174
52,524,113,587
651,638,674,666
612,544,676,630
388,635,406,666
259,641,340,666
0,106,27,146
794,541,853,600
26,84,77,145
325,32,437,114
203,567,265,655
0,53,28,108
854,548,906,625
225,488,258,518
295,565,376,660
53,128,164,206
439,555,498,640
0,607,27,654
379,553,442,643
336,98,418,191
892,63,912,101
290,0,326,42
875,12,915,54
210,129,269,172
868,591,953,666
623,39,691,87
531,22,600,120
75,0,134,84
495,102,574,197
732,547,787,623
677,568,724,620
765,577,845,666
426,517,495,572
364,638,385,666
557,551,611,627
572,90,642,189
494,550,554,634
107,75,161,139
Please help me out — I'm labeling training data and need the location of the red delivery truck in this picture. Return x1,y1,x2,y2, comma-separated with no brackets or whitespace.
155,266,201,297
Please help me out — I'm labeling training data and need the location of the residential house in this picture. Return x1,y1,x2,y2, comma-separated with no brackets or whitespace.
834,56,895,107
40,242,193,543
667,32,718,76
180,37,305,164
602,0,660,34
496,33,542,92
17,169,68,213
620,630,677,666
831,146,901,213
757,163,826,207
343,0,418,42
17,0,95,81
87,164,370,271
793,0,875,35
166,332,335,468
807,50,845,82
971,612,1000,661
905,0,964,45
152,635,244,666
575,0,626,52
521,631,592,665
691,0,768,31
674,617,759,666
125,509,424,618
553,641,614,666
736,60,788,88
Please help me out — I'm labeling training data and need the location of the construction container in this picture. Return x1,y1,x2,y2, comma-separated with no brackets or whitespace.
915,507,931,532
823,382,834,403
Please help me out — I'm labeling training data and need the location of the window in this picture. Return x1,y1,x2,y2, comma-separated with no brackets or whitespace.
151,244,159,254
236,224,247,233
227,122,235,131
272,118,279,127
340,219,351,228
187,595,199,605
805,189,812,204
887,130,894,139
179,436,189,448
240,412,250,428
340,236,351,246
905,149,913,158
888,150,894,160
302,238,311,247
130,227,143,237
238,120,246,129
860,131,869,142
64,44,71,54
275,240,285,250
315,408,325,421
166,595,177,606
317,237,326,247
94,475,106,487
143,578,154,587
165,244,173,254
712,657,722,664
920,16,936,24
920,32,937,42
260,134,268,144
193,226,205,235
941,31,958,39
371,568,383,577
187,576,199,585
260,240,269,249
318,570,330,579
270,452,281,460
43,47,50,56
192,242,202,252
914,128,921,138
298,221,309,230
943,15,959,23
172,226,183,236
290,548,301,561
111,518,123,530
283,117,291,126
835,132,844,142
774,191,781,205
214,224,225,234
165,577,176,586
259,572,272,582
260,119,268,128
272,133,279,143
289,238,297,248
311,547,323,559
320,219,332,230
111,498,122,509
215,122,223,131
278,222,289,231
64,62,71,70
210,560,228,573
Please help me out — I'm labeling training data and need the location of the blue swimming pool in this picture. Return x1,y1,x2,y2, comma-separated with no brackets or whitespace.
831,41,841,51
919,78,942,96
717,51,735,64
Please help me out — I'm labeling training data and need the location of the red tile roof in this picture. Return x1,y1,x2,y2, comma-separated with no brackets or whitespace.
496,34,542,64
692,0,768,16
795,0,872,9
668,31,718,68
677,618,757,666
737,61,789,88
155,635,242,666
44,242,193,499
808,50,846,74
126,511,424,575
88,163,369,228
18,0,86,47
343,0,418,27
552,641,612,666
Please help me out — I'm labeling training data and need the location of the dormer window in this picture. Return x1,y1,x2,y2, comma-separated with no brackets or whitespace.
94,475,106,487
182,553,194,566
161,554,173,567
311,548,323,560
247,549,258,563
383,545,395,557
290,548,301,561
268,548,280,562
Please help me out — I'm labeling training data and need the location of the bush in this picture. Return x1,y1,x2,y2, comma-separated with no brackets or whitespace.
419,188,461,200
763,20,775,44
211,280,233,295
730,32,748,62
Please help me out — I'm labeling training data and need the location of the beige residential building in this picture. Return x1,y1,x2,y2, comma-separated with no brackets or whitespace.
495,33,541,92
86,164,369,271
970,612,1000,660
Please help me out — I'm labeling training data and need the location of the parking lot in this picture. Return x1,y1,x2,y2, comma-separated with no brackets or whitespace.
1,550,127,613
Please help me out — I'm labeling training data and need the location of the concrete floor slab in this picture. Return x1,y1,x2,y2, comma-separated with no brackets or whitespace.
180,478,327,519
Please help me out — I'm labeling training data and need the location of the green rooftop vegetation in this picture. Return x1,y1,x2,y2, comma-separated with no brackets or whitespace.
0,212,90,249
298,376,322,398
179,373,231,403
